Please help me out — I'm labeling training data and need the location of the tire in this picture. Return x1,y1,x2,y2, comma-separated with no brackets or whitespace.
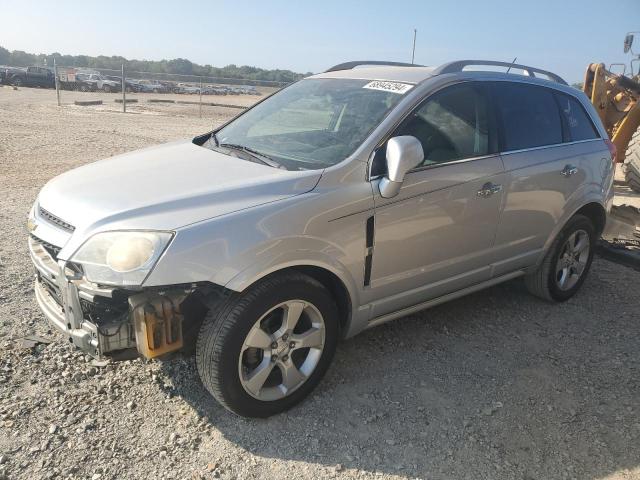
79,84,89,92
623,125,640,193
125,86,132,93
12,77,22,87
103,85,111,93
524,214,596,302
196,272,339,417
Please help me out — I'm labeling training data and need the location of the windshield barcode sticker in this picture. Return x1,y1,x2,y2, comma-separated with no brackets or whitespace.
363,81,413,94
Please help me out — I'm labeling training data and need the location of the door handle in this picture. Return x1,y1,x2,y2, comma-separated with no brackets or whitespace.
561,164,578,177
477,182,502,198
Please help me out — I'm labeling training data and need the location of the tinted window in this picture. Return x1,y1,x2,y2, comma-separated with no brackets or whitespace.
555,93,599,141
396,83,490,166
494,83,562,151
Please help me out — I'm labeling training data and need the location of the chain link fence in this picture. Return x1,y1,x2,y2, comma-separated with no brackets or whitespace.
45,62,287,118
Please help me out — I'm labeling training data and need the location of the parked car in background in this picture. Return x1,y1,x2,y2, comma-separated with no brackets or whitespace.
0,65,9,84
201,85,228,95
103,75,142,93
136,79,168,93
3,66,55,88
173,82,200,94
28,60,614,418
74,74,93,92
76,73,120,92
158,80,175,92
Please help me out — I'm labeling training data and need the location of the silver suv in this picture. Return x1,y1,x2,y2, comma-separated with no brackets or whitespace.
29,60,615,417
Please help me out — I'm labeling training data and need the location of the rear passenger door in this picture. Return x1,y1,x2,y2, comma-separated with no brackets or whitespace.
490,82,599,276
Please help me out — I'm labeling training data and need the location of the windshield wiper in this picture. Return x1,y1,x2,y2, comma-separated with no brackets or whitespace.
219,143,283,169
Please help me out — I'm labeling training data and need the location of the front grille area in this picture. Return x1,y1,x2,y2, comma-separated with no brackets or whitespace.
31,235,61,260
38,206,75,233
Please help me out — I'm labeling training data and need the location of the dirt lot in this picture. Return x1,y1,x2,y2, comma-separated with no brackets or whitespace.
1,85,639,480
13,85,276,120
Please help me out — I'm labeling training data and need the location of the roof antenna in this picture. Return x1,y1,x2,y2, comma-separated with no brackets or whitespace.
505,57,517,73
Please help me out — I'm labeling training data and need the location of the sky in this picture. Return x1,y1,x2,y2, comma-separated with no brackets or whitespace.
0,0,638,83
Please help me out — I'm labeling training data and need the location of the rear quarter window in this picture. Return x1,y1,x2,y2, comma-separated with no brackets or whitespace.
554,93,600,141
494,83,563,151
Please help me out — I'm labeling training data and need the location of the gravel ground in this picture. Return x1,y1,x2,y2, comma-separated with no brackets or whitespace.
1,86,639,480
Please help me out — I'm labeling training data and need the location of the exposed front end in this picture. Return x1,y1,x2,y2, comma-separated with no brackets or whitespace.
29,206,190,359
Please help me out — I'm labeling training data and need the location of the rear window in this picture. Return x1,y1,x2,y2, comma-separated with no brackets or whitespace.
494,83,563,151
555,93,599,141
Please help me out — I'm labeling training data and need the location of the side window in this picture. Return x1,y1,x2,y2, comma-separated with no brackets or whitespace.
494,83,562,151
396,83,490,166
555,93,599,141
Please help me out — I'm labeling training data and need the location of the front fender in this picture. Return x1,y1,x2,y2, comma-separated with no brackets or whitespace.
225,239,360,307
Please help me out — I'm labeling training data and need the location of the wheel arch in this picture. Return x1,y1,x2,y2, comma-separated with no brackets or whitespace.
537,199,607,268
574,201,607,236
226,261,357,338
288,265,352,337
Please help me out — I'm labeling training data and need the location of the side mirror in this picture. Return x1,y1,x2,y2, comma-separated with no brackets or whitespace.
378,136,424,198
624,34,634,54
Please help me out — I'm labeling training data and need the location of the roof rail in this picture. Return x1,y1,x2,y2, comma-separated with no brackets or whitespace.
325,60,424,73
432,60,567,85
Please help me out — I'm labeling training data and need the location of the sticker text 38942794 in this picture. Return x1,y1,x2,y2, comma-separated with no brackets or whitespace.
363,81,414,94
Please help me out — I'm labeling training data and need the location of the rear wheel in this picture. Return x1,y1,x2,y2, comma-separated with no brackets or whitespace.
623,125,640,192
196,272,338,417
12,77,22,87
524,214,596,302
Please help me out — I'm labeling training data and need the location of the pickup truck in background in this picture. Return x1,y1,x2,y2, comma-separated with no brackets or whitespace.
2,66,55,88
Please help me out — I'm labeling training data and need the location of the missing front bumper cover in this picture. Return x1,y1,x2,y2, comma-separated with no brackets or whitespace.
31,235,192,358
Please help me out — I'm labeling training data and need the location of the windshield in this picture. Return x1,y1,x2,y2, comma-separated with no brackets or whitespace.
210,78,408,170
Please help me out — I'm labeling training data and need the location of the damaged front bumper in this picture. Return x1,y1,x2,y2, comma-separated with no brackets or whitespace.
29,235,189,358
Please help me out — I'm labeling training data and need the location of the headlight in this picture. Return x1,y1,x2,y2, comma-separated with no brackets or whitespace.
27,204,37,233
70,231,173,286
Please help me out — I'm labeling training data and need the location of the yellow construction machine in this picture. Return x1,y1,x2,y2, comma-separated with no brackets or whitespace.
583,32,640,192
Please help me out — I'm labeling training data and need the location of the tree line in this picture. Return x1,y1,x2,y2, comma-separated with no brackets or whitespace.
0,46,310,83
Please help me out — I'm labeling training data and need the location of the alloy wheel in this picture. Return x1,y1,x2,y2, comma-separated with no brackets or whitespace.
555,229,590,291
238,300,325,401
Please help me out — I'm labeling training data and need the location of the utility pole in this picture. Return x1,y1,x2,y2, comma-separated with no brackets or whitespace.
121,64,126,113
411,29,417,64
53,58,61,107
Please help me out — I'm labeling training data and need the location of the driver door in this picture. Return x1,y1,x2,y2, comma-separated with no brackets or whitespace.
365,82,506,319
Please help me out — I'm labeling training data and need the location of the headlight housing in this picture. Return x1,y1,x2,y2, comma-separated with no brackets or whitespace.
70,231,173,286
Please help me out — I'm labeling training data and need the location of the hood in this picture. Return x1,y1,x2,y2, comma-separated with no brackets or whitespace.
37,140,322,235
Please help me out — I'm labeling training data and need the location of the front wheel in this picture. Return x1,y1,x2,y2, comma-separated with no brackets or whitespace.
196,272,339,417
103,85,111,93
524,214,596,302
